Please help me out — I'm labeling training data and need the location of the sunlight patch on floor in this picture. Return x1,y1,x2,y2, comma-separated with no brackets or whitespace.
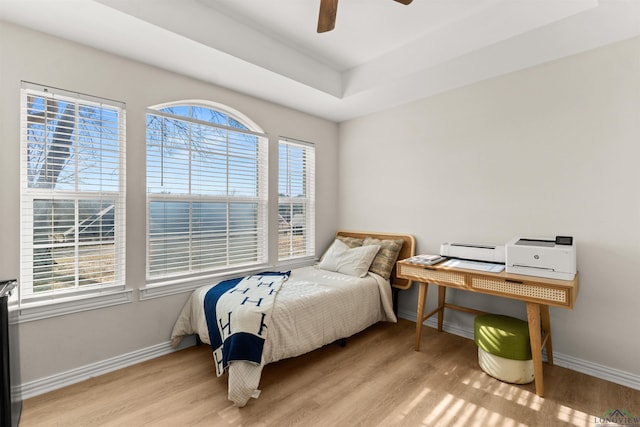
461,369,543,410
556,404,592,427
421,392,460,425
379,386,433,425
403,386,433,414
420,392,529,427
456,370,594,427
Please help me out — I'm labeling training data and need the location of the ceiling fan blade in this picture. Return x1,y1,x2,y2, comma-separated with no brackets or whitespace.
394,0,413,4
317,0,338,33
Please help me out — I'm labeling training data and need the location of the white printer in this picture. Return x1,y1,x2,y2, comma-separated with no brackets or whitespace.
505,236,576,280
440,242,505,263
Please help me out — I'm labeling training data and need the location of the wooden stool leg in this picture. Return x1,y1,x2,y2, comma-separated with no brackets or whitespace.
415,282,429,351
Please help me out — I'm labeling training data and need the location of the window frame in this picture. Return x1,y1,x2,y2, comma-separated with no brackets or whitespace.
18,82,130,320
144,101,269,287
278,137,316,262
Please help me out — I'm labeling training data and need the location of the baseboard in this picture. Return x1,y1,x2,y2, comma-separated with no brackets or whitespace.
551,352,640,391
20,314,640,400
19,335,197,399
398,309,640,391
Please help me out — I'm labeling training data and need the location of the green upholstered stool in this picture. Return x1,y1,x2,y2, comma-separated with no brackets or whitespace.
474,314,534,384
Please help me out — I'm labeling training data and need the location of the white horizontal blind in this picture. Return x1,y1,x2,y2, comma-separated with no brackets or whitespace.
146,104,268,280
20,82,126,302
278,138,315,261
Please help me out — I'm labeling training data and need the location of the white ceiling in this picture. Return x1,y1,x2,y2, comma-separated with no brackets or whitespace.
1,0,640,122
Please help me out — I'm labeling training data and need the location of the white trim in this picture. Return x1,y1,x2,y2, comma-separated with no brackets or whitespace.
552,352,640,391
19,336,197,399
19,83,127,306
398,309,640,391
147,108,267,138
279,136,315,148
140,264,269,300
147,100,265,135
277,139,316,261
275,257,317,270
18,289,133,323
21,310,638,400
139,259,316,301
21,81,126,109
145,105,268,281
139,279,216,300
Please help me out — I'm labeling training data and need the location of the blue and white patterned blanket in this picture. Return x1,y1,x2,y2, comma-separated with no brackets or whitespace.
204,271,290,376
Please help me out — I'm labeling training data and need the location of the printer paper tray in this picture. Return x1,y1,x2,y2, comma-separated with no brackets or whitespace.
506,264,575,281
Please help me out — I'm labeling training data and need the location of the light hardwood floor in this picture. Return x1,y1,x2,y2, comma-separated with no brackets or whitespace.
19,318,640,426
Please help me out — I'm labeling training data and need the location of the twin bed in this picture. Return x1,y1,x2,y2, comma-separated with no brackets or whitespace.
170,230,415,406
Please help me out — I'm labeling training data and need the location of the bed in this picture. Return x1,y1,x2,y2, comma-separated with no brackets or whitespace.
170,230,415,407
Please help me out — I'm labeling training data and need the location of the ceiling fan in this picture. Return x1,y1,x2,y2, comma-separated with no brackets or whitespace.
317,0,414,33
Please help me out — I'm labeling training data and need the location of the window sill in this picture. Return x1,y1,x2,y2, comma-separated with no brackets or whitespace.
18,288,133,323
275,256,318,270
139,258,318,301
140,265,271,301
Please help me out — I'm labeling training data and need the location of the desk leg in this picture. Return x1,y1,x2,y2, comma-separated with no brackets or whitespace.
437,285,446,332
415,282,429,351
526,302,544,397
540,305,553,366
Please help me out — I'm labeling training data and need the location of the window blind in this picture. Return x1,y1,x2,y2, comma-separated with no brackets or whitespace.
278,138,316,261
20,82,126,301
146,104,268,280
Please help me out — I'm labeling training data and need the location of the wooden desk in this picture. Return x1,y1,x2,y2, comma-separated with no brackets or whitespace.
396,259,579,397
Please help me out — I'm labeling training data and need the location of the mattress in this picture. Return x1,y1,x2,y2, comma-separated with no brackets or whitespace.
170,265,397,406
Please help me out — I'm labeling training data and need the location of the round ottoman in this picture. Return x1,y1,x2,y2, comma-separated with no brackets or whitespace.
474,314,534,384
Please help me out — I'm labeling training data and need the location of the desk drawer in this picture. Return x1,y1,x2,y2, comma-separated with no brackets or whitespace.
470,276,569,306
397,263,466,287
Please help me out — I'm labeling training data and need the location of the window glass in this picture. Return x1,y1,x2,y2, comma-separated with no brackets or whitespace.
146,103,267,281
20,83,126,301
278,139,315,261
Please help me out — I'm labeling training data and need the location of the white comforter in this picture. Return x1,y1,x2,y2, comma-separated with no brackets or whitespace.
170,265,397,406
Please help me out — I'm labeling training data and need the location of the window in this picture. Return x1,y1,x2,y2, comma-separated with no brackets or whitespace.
20,82,126,304
278,138,315,261
146,102,268,281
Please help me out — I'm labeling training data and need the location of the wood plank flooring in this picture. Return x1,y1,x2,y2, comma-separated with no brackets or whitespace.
19,318,640,426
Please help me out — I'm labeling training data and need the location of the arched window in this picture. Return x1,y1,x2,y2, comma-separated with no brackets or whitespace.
146,101,267,280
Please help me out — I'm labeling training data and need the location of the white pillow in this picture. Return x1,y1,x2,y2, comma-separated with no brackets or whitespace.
317,239,380,278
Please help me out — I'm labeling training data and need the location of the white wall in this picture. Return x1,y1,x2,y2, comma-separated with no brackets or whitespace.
0,21,339,387
2,19,639,395
339,36,640,380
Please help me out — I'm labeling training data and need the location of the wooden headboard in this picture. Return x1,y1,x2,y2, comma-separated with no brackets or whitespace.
335,230,416,290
